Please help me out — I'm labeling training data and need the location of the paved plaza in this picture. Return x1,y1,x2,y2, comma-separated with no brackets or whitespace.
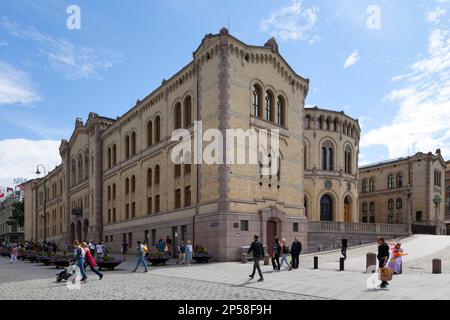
1,235,450,300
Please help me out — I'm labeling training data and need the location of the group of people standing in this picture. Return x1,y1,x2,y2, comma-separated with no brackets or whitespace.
247,235,303,282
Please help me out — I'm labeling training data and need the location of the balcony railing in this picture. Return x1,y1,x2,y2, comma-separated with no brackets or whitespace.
308,221,409,235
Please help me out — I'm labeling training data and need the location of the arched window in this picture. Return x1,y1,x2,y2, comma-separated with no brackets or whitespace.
184,96,192,128
304,115,311,129
112,144,117,166
265,90,274,122
362,202,368,223
125,177,130,195
174,102,182,130
71,159,76,186
318,116,324,130
370,202,376,223
369,178,376,192
131,175,136,193
388,199,394,224
388,175,395,189
155,165,160,185
112,183,116,199
362,179,368,193
344,145,352,174
320,194,333,221
77,154,83,183
276,95,286,127
147,121,153,148
147,168,152,187
303,142,308,170
107,186,111,201
107,147,112,169
84,150,89,179
252,84,263,118
155,116,161,143
334,118,339,132
125,135,130,160
326,118,331,130
321,141,334,171
396,174,403,188
131,131,136,156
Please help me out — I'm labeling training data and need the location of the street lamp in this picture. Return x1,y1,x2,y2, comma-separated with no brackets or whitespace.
403,184,413,235
433,194,442,235
35,164,47,243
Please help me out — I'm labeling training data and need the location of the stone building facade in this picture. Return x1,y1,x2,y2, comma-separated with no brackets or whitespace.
445,161,450,234
25,29,311,261
358,151,447,235
303,107,360,223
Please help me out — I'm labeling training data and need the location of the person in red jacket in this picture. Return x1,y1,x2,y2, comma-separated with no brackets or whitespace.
81,242,103,280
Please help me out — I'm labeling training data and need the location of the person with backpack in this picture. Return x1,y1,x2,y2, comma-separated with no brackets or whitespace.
247,235,265,282
271,237,281,271
279,239,292,271
132,241,148,273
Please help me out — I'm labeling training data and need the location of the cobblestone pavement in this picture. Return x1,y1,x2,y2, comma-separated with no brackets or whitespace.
0,257,324,300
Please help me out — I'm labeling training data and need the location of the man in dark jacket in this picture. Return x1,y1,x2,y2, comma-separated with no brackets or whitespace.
291,237,302,269
271,237,281,271
248,235,265,282
341,238,348,260
377,237,390,288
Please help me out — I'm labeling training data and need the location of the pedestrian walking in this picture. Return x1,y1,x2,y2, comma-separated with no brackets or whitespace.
177,241,186,265
341,238,348,260
248,235,264,282
156,239,165,253
10,245,18,263
88,241,95,256
290,237,302,269
185,241,193,267
279,239,292,271
73,240,88,282
81,242,103,280
96,241,105,258
166,236,172,257
132,241,148,273
271,237,281,271
377,237,391,288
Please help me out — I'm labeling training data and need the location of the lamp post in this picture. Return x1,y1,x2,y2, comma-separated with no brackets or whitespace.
403,184,413,235
433,194,442,235
35,164,47,243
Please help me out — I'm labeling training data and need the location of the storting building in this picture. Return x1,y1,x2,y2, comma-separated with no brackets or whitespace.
24,29,410,260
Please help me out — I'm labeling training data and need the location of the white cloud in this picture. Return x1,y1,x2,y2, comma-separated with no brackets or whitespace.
0,17,123,80
0,60,41,105
427,7,447,23
0,139,61,187
344,50,360,69
362,14,450,160
260,0,320,42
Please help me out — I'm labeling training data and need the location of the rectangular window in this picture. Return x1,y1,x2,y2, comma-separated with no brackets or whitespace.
145,230,149,242
155,195,160,213
151,229,156,246
147,197,152,215
184,164,192,175
126,204,130,220
293,223,299,232
181,225,187,241
113,208,116,222
108,209,111,223
416,211,423,222
131,202,136,218
175,165,182,178
240,220,249,232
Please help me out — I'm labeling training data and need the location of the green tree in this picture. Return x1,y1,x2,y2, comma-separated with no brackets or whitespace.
7,201,24,228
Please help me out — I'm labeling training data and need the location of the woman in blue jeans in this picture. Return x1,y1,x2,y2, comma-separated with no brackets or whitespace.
73,240,88,282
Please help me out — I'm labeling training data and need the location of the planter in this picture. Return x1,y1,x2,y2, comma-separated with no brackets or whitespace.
53,260,71,269
37,256,51,265
147,256,170,266
28,256,38,263
193,256,211,263
97,260,122,271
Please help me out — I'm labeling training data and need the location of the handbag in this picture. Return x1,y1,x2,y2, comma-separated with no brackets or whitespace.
379,267,393,281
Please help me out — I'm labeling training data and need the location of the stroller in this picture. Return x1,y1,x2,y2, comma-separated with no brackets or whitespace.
56,264,75,282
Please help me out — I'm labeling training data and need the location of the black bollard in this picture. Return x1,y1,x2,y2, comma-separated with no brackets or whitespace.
314,256,318,269
340,257,345,271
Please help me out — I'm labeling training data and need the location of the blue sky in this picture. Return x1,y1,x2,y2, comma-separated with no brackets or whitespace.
1,0,450,187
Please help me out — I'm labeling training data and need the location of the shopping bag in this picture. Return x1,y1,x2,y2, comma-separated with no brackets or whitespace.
379,267,393,281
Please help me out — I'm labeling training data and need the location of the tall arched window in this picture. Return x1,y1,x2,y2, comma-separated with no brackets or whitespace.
112,183,116,199
326,118,331,130
303,142,308,170
131,131,136,156
370,202,376,223
334,118,339,132
131,175,136,193
107,186,111,201
112,144,117,166
155,165,160,185
147,121,153,147
387,175,395,189
84,150,89,179
276,95,286,127
265,90,274,122
77,154,83,183
344,145,352,174
71,159,76,186
362,202,368,223
174,102,182,130
184,96,192,128
107,147,112,169
396,174,403,188
362,179,368,193
155,116,161,143
252,84,262,118
125,177,130,195
125,135,130,160
304,115,311,129
147,168,152,187
321,141,334,171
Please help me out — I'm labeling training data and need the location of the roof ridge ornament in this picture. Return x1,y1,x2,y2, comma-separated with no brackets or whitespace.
264,37,279,53
219,27,229,35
